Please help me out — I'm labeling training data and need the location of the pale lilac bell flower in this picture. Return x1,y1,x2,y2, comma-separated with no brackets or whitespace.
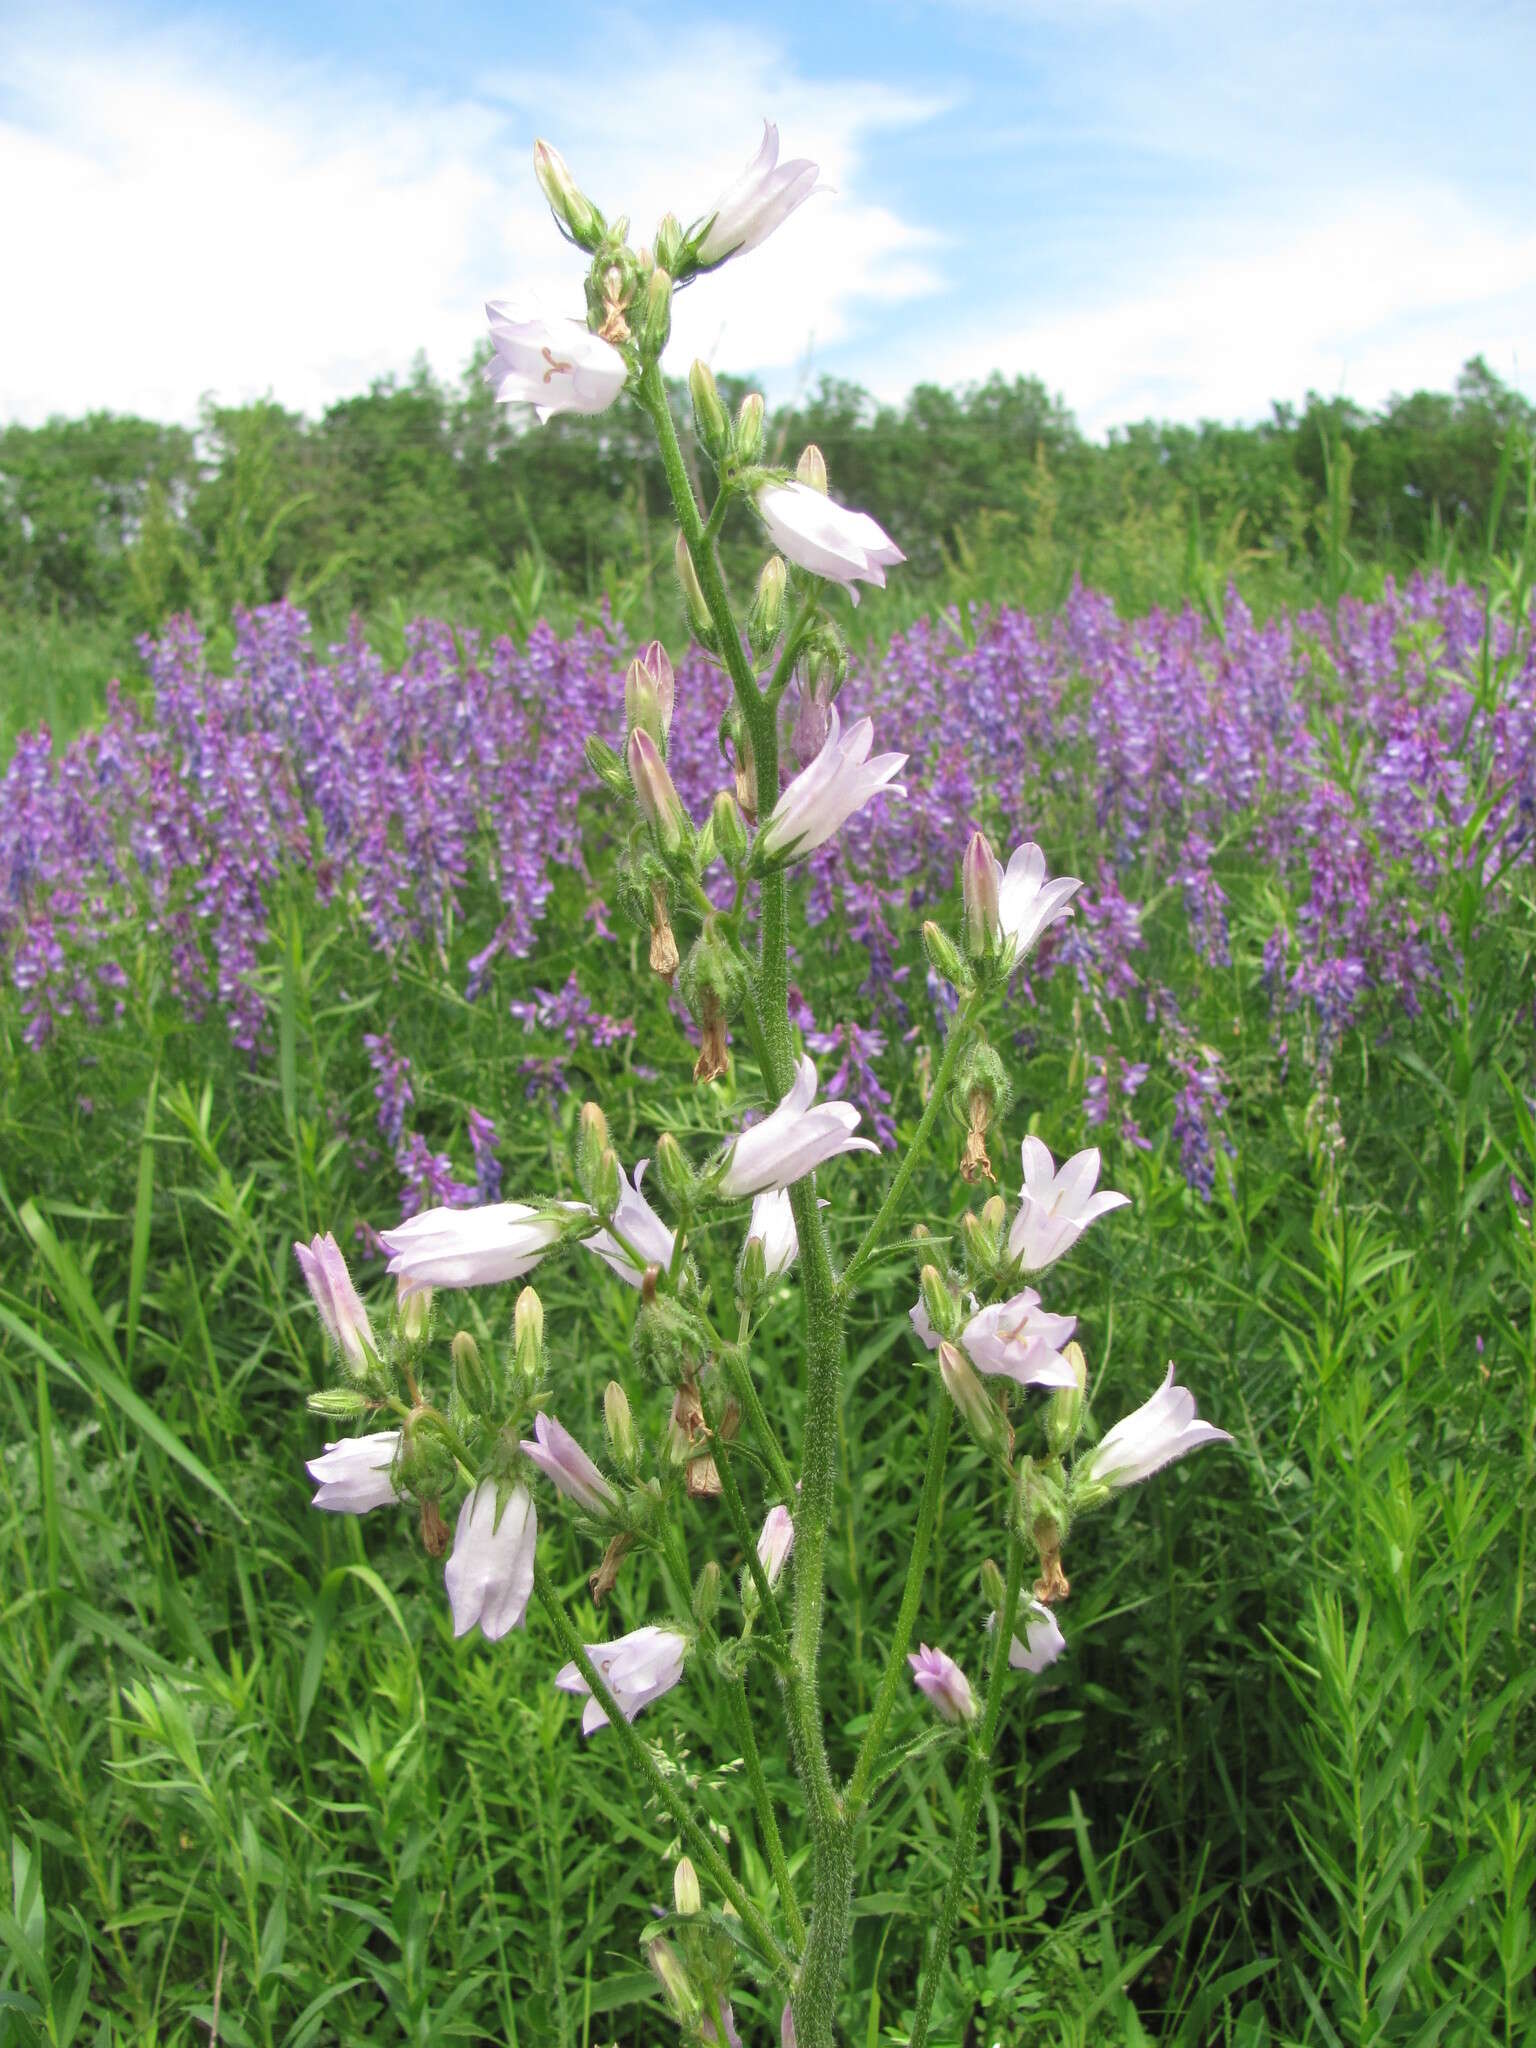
306,1430,402,1512
293,1232,376,1372
1080,1365,1232,1489
756,1504,796,1588
994,840,1082,966
755,482,905,603
1009,1600,1067,1673
757,707,907,864
519,1412,619,1517
961,1290,1079,1387
484,300,627,423
555,1623,688,1735
582,1159,675,1284
718,1053,880,1197
908,1643,978,1724
1008,1138,1130,1272
702,1999,744,2048
445,1482,537,1640
746,1186,805,1277
696,121,819,266
380,1201,586,1296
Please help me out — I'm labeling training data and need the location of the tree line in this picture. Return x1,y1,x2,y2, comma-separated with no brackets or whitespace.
1,350,1531,646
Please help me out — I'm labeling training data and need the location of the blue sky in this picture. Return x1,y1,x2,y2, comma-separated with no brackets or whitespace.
3,0,1533,434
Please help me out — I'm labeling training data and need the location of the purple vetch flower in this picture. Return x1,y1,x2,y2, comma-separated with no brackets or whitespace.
554,1623,688,1735
394,1134,475,1220
467,1109,503,1204
364,1033,413,1148
908,1644,977,1723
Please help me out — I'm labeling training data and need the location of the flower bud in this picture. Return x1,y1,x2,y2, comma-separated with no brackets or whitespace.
584,734,631,798
689,360,731,464
625,642,674,751
513,1286,544,1385
938,1340,1012,1461
306,1387,376,1420
675,530,716,647
1046,1340,1089,1456
738,1231,768,1302
451,1330,496,1415
734,391,766,465
673,1857,702,1918
643,1933,699,2022
577,1102,610,1203
961,1207,1002,1273
693,1559,722,1628
653,1131,697,1210
710,789,749,867
922,919,972,995
533,139,604,249
594,1146,623,1220
627,728,689,857
604,1379,638,1471
637,267,672,357
962,831,1002,957
748,554,788,661
397,1281,432,1346
919,1263,960,1343
654,212,685,275
979,1556,1008,1611
981,1194,1007,1237
795,443,828,493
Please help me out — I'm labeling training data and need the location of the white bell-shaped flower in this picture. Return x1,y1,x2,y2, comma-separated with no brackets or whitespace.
757,708,907,864
484,300,627,424
718,1054,880,1197
1008,1139,1130,1272
444,1482,537,1641
755,482,904,602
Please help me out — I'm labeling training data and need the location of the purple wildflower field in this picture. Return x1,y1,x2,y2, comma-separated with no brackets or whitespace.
3,577,1531,1204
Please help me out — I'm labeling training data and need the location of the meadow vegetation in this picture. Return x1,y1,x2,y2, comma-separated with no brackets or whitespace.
1,353,1534,2043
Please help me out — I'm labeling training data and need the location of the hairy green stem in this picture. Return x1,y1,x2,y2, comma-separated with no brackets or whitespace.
838,997,981,1303
639,353,850,2047
844,1396,953,1820
731,1675,808,1947
907,1529,1027,2048
532,1560,794,1984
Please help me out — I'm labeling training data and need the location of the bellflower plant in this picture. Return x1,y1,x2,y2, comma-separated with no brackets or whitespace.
290,128,1233,2048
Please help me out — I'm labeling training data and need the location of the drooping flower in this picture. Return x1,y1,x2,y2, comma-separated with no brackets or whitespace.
960,1290,1078,1387
293,1232,376,1372
484,300,627,423
908,1643,978,1724
756,709,907,864
718,1053,880,1197
306,1430,402,1513
1007,1139,1130,1272
1009,1600,1067,1673
756,1504,796,1588
379,1201,585,1296
520,1412,619,1518
746,1186,800,1276
695,121,819,267
755,482,905,602
555,1623,688,1735
582,1159,675,1284
1078,1365,1232,1490
445,1482,537,1640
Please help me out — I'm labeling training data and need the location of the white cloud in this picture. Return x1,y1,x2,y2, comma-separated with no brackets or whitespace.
885,188,1536,433
0,11,947,427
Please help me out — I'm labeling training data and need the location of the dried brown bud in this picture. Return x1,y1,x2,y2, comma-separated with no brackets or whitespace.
649,883,680,982
693,989,730,1084
418,1498,450,1558
590,1531,635,1603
